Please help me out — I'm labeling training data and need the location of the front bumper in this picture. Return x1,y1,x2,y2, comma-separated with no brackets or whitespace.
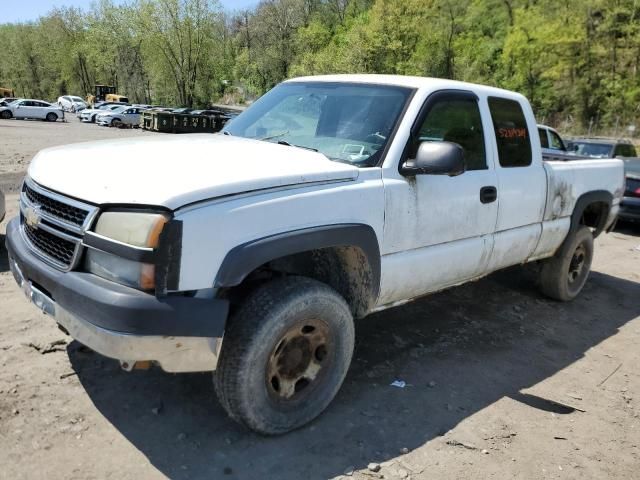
619,196,640,221
6,217,228,372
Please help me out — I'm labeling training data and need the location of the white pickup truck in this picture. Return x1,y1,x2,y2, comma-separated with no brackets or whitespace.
6,75,624,434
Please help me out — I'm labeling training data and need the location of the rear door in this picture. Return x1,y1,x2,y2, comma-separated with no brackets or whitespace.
486,97,546,271
34,101,51,119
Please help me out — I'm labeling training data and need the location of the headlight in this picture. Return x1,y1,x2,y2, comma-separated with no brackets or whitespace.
85,212,169,290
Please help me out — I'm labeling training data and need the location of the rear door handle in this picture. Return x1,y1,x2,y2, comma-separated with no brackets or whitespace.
480,186,497,204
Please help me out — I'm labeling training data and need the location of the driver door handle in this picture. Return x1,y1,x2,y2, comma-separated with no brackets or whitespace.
480,186,497,204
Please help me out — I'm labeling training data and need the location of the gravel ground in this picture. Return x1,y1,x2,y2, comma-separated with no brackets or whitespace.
0,119,639,479
0,116,150,190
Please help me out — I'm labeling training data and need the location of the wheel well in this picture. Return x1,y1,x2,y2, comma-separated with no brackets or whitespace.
222,246,376,319
578,201,609,237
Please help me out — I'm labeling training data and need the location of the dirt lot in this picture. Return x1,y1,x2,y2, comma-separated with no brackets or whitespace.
1,118,639,480
0,116,149,192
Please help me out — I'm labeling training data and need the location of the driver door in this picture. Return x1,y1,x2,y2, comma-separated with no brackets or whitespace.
379,91,499,305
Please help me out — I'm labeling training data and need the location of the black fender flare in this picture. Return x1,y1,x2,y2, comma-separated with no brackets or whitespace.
570,190,613,237
214,224,381,299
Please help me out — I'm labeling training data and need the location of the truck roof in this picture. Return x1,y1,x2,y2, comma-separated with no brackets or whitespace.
285,74,526,101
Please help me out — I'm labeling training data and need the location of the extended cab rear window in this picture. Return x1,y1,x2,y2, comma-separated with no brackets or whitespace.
488,97,532,167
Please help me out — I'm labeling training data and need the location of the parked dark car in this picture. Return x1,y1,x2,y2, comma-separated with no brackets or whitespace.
619,158,640,222
567,138,638,159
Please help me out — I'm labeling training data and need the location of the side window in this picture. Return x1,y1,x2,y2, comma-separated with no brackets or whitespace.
618,144,637,157
613,145,626,157
488,97,532,167
416,97,487,170
549,131,564,150
538,128,549,148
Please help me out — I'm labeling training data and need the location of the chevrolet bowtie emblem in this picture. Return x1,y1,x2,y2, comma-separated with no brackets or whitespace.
25,205,42,228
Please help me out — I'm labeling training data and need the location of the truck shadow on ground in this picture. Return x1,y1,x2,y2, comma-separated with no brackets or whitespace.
68,268,640,480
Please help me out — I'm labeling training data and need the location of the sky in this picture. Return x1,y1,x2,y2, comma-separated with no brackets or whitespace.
1,0,259,23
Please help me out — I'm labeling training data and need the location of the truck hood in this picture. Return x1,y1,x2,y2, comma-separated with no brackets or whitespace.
28,134,360,209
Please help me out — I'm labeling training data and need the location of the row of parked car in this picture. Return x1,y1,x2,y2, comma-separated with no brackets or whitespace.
77,100,238,130
0,94,237,130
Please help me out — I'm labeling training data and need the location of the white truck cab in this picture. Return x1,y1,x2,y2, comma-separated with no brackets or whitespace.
6,75,624,434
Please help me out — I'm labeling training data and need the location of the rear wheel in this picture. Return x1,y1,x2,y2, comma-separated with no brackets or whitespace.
539,225,593,301
1,110,12,119
45,112,58,122
214,276,354,435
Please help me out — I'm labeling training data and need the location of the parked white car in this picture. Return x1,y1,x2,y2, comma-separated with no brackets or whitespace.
96,106,143,127
0,99,64,121
57,95,88,113
80,104,126,123
6,75,624,435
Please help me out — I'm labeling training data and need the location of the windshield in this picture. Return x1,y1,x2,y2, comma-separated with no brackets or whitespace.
572,142,614,158
70,96,84,102
224,82,413,167
109,106,126,113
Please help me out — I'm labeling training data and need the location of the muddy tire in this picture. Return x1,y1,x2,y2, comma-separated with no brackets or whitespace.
214,276,354,435
45,112,58,122
539,226,593,301
1,110,13,119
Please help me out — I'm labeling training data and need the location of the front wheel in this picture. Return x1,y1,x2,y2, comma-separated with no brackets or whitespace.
45,112,58,122
111,118,122,128
1,110,13,119
214,276,354,435
539,225,593,301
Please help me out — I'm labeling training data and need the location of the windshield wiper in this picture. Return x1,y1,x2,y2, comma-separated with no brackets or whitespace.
222,130,232,136
277,140,318,152
259,131,289,141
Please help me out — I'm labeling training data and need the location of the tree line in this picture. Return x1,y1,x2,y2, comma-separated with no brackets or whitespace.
0,0,639,134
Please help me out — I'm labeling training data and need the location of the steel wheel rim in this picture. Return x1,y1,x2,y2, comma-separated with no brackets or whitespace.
266,319,331,402
568,244,587,285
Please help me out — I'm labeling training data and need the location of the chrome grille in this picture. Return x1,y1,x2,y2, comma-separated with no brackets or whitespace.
20,178,99,271
23,183,89,227
23,222,77,267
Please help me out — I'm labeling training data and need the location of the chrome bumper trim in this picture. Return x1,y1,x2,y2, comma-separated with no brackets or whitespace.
9,256,221,373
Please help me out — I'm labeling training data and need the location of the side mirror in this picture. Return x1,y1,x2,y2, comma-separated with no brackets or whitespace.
401,141,465,177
